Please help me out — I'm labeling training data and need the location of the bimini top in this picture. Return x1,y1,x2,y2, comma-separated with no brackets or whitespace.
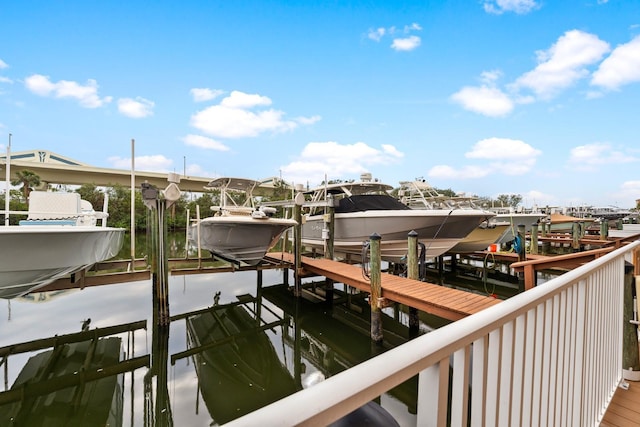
204,177,260,192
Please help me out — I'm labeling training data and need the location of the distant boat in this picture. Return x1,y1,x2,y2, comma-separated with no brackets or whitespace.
301,174,494,263
0,336,124,426
589,206,634,221
0,191,125,299
188,177,297,266
548,212,595,233
398,180,507,253
487,207,548,244
186,304,297,425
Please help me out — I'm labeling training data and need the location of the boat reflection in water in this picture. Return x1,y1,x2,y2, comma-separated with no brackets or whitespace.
0,269,428,426
0,317,148,427
185,302,296,425
183,290,405,426
0,330,147,427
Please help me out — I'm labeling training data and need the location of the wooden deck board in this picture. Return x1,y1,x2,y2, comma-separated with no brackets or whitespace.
601,381,640,426
267,253,500,321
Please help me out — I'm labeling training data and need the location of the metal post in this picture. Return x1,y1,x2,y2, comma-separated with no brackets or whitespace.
517,224,526,292
324,194,335,304
407,231,420,338
4,133,11,226
293,196,303,297
369,233,383,345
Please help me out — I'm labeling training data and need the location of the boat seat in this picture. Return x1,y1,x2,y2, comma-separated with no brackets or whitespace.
26,192,82,220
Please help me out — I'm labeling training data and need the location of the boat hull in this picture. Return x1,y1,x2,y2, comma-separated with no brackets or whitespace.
449,223,510,253
302,210,490,262
190,216,296,266
0,226,125,299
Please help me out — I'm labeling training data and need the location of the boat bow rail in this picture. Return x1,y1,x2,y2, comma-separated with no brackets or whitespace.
227,240,640,426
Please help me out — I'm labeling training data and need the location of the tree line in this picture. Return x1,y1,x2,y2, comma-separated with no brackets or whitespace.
1,169,543,230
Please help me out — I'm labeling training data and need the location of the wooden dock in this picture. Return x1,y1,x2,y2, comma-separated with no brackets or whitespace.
601,380,640,426
267,252,501,321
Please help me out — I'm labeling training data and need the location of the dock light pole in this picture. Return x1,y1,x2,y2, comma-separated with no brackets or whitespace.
369,233,383,345
141,175,182,327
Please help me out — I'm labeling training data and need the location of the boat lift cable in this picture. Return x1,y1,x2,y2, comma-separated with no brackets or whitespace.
483,252,497,296
361,241,370,280
422,209,455,256
418,242,427,281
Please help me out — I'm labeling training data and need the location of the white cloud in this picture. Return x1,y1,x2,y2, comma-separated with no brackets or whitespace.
567,142,637,171
483,0,540,15
280,141,404,185
427,165,490,180
108,154,173,172
512,30,610,99
190,88,225,102
24,74,112,108
450,85,514,117
0,59,7,69
0,76,12,84
391,36,421,52
182,134,230,151
117,97,154,118
466,137,541,160
429,137,541,179
613,181,640,207
368,27,386,42
190,90,316,139
591,35,640,90
367,24,422,51
221,90,272,108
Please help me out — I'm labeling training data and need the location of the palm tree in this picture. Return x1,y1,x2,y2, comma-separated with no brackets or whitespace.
11,170,41,204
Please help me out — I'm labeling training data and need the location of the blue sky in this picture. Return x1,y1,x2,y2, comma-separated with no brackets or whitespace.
1,0,639,208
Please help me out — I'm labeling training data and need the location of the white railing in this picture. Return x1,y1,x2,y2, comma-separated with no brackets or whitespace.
226,240,640,427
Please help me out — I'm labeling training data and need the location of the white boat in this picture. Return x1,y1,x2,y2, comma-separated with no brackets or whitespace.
0,191,125,299
398,180,507,253
300,174,495,263
189,177,297,266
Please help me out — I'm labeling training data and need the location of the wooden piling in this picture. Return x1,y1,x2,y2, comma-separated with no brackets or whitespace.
369,233,383,345
572,222,580,251
530,223,539,255
407,231,420,338
600,219,609,240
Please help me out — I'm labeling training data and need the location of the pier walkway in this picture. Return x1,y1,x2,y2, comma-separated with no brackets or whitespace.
267,252,500,321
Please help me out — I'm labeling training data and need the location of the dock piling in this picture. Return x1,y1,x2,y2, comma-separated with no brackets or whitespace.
407,231,420,338
369,233,383,345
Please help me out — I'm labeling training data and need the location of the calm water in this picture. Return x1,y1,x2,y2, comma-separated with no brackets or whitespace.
0,262,440,426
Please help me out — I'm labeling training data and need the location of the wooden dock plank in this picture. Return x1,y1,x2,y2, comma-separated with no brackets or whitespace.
601,381,640,427
267,253,500,321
